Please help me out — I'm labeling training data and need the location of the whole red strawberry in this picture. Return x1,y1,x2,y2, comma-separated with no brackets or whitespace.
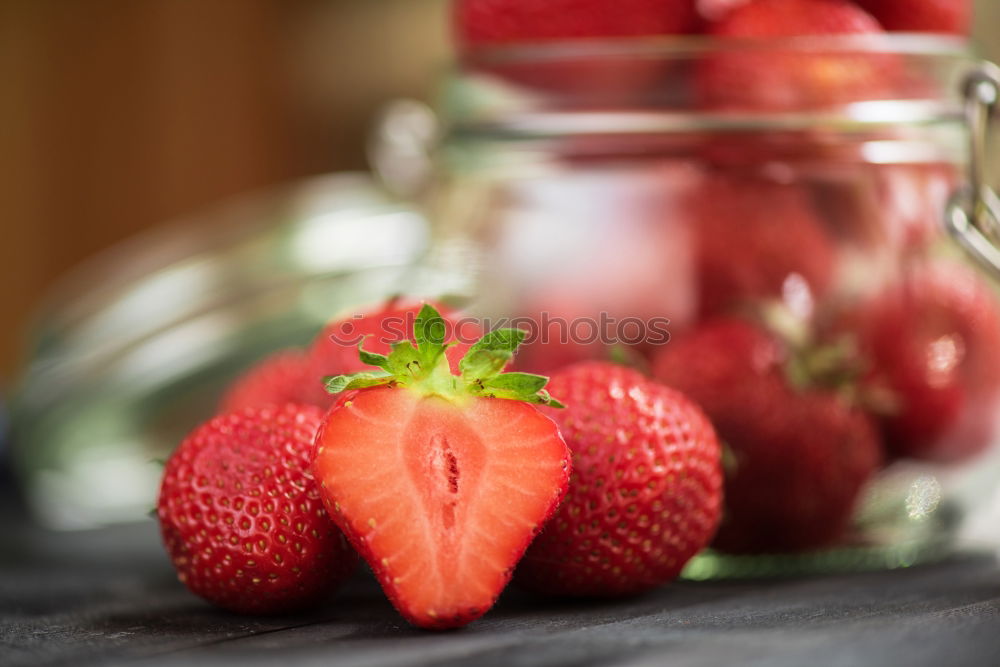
314,306,571,629
515,362,723,596
157,404,356,614
687,172,836,318
455,1,700,102
220,350,333,413
309,300,479,380
455,0,700,47
855,263,1000,462
653,319,884,553
856,0,970,35
698,0,891,111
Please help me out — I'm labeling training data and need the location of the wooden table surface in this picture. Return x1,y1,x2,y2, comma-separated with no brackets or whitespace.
2,505,999,667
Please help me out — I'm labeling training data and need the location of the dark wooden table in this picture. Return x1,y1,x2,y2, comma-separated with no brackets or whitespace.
2,505,999,667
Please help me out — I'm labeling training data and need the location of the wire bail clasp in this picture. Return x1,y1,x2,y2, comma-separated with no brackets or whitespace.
946,63,1000,278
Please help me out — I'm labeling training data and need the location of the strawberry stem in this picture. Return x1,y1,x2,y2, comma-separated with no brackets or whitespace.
759,300,864,397
323,304,565,408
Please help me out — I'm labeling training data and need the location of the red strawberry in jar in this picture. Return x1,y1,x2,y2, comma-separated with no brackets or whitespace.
698,0,897,112
683,169,837,319
854,262,1000,463
654,317,884,553
455,0,701,104
856,0,971,35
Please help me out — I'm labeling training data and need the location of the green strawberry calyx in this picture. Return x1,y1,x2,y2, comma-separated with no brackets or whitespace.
323,304,565,408
760,301,864,396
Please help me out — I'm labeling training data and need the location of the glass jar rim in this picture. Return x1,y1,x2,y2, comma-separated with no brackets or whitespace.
458,33,971,67
444,34,979,143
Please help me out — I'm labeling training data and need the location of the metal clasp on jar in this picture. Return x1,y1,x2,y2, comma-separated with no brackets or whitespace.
946,63,1000,276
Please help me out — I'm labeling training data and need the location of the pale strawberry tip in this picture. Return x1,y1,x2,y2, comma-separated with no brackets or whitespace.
322,303,566,409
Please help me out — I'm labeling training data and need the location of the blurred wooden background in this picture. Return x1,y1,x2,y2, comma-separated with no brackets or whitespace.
0,0,997,383
0,0,450,383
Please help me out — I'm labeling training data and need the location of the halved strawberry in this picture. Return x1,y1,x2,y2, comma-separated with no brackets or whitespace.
313,306,571,629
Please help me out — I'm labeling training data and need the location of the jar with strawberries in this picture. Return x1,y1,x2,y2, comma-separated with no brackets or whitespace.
10,0,999,601
394,0,1000,577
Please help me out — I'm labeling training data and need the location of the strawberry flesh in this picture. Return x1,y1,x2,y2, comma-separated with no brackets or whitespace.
314,388,570,628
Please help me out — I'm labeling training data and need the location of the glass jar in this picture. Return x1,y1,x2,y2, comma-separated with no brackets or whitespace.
11,36,1000,581
404,35,1000,576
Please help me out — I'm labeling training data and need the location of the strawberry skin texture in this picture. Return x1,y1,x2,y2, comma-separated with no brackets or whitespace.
455,0,700,47
688,172,836,318
654,320,884,553
856,0,970,35
157,405,357,614
516,363,723,595
220,350,333,413
313,388,571,629
857,263,1000,462
309,302,478,379
699,0,890,111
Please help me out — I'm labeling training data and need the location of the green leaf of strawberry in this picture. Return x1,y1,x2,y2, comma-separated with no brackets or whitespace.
414,302,449,357
459,328,526,380
358,345,391,370
323,304,563,409
323,370,394,394
481,373,565,408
